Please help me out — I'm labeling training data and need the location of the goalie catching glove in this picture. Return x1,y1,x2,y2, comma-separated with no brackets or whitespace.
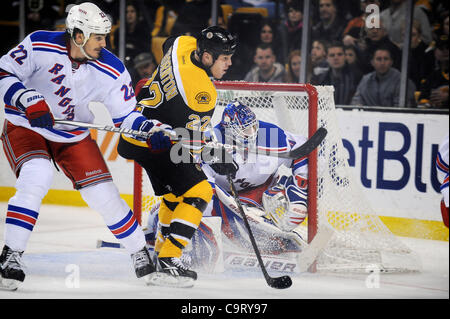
262,175,308,232
137,119,175,153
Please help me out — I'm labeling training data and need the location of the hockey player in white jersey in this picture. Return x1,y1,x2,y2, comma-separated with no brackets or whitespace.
202,101,308,249
203,100,309,230
146,101,309,271
436,135,449,228
0,2,171,290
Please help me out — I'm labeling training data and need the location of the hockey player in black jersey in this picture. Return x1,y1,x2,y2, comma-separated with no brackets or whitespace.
118,26,237,287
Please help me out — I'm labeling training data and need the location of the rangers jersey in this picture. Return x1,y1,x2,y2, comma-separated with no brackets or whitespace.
203,120,308,192
0,31,141,143
437,135,449,207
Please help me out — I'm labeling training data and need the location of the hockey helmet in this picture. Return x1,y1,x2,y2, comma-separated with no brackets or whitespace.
66,2,111,46
221,101,259,147
197,26,237,60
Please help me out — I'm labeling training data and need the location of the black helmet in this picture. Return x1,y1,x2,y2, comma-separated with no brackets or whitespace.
197,26,237,60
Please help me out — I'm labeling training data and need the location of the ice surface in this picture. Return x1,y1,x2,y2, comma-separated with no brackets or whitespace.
0,203,448,300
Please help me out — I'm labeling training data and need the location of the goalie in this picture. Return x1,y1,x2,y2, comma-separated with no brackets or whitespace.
146,101,310,270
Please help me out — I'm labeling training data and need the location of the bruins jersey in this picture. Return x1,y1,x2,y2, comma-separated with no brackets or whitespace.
123,36,217,147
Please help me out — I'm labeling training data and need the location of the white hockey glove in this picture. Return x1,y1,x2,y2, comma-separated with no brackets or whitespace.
262,175,308,232
16,89,54,128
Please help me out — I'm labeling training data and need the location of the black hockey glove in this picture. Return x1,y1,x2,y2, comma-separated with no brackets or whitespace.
201,146,239,179
210,160,239,179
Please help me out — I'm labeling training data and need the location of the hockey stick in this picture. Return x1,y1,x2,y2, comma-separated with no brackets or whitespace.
54,119,327,160
287,127,327,159
227,174,292,289
97,239,123,249
54,119,175,139
179,127,327,159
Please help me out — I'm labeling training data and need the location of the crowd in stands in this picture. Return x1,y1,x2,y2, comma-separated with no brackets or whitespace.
0,0,448,108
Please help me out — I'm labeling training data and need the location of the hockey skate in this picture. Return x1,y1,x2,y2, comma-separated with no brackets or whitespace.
145,256,197,288
131,247,156,278
0,245,26,291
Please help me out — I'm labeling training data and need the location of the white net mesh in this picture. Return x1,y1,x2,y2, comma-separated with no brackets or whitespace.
138,83,421,273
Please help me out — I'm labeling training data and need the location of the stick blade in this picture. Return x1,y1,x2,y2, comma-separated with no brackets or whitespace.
288,127,327,159
268,275,292,289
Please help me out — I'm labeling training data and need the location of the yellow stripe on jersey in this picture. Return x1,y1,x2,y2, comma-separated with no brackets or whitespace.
121,134,148,147
172,36,217,114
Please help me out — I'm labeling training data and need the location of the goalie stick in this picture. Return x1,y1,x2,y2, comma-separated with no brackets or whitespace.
54,119,327,160
227,174,292,289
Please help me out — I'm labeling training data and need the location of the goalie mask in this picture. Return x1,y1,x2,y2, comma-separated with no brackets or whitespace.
221,101,259,147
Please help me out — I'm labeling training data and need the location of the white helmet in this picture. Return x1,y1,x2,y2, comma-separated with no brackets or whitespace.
66,2,111,47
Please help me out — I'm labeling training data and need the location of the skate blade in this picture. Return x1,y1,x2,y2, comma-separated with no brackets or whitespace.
144,272,195,288
0,277,20,291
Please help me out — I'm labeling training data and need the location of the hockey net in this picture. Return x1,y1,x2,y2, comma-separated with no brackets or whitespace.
134,81,421,273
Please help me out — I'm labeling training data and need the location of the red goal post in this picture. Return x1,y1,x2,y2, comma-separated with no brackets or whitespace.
133,81,320,244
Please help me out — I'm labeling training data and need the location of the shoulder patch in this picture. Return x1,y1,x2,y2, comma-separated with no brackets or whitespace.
195,92,211,104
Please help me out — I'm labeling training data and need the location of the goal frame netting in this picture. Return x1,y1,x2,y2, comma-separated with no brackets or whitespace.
133,81,421,274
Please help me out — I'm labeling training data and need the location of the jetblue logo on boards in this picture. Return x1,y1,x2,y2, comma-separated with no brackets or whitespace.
341,122,441,193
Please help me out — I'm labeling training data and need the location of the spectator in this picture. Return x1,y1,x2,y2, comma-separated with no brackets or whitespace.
53,18,66,31
170,0,213,37
432,12,449,46
343,0,381,47
380,0,432,46
244,43,286,82
417,34,449,108
351,47,417,107
259,19,285,65
344,45,357,65
311,0,347,43
344,44,364,71
431,3,449,30
357,21,402,73
312,42,362,105
407,19,434,89
131,52,157,87
310,39,329,80
339,0,366,22
224,6,264,80
443,14,449,37
279,1,304,63
151,5,177,37
113,1,152,68
284,49,302,83
208,5,228,30
25,0,62,34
